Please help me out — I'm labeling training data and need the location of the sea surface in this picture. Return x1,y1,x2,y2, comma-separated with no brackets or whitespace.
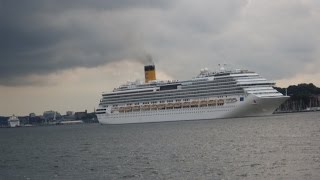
1,112,320,180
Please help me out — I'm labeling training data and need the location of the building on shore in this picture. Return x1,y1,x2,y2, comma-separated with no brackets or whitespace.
43,111,61,121
29,113,36,118
75,110,87,120
66,111,74,116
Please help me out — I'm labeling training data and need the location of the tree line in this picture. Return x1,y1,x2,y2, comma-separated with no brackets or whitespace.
274,83,320,112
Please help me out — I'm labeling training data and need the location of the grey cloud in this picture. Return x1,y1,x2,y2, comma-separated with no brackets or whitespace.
157,0,320,81
169,1,247,34
1,0,320,86
0,0,171,86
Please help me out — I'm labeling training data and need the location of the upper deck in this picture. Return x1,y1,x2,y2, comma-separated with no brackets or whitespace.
103,67,258,95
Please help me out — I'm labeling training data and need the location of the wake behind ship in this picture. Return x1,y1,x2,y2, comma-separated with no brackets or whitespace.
96,64,289,124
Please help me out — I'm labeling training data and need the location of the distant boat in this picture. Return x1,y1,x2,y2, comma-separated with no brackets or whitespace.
8,115,20,127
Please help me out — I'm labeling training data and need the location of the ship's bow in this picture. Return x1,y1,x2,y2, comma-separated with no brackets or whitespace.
228,94,289,118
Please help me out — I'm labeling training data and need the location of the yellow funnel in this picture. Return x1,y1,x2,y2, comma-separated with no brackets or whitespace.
144,65,156,83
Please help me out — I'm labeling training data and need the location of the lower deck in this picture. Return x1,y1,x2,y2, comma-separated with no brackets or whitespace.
97,94,289,124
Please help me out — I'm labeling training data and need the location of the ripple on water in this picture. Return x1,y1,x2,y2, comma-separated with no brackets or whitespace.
0,112,320,179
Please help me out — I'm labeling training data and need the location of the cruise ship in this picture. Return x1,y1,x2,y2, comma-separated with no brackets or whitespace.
96,64,289,124
8,115,20,127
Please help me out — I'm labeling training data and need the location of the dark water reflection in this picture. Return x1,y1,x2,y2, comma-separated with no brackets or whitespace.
1,112,320,179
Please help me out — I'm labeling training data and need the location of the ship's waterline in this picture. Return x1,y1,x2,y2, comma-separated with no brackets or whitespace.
96,65,289,124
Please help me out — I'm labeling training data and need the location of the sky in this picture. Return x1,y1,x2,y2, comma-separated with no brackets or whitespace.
1,0,320,116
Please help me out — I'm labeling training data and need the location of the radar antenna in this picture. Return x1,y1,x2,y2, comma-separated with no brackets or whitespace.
218,64,227,72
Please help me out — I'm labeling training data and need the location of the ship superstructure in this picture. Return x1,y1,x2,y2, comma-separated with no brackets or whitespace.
96,64,289,124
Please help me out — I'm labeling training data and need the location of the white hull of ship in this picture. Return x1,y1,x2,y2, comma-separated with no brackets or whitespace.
97,95,289,124
8,121,20,127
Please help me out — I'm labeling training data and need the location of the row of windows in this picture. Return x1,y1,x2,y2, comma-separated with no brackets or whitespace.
252,91,279,95
242,83,273,87
235,75,265,79
110,73,256,96
108,105,236,117
103,89,154,97
101,92,243,107
116,100,228,111
100,92,243,105
182,81,236,90
102,85,242,103
103,79,237,100
102,87,243,104
238,83,274,87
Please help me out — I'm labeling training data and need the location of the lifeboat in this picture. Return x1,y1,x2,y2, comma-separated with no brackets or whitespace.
132,106,140,111
157,104,165,110
190,101,199,107
182,102,190,108
231,98,237,102
225,98,237,103
200,100,208,107
208,100,216,106
174,103,181,108
141,105,150,111
124,106,132,112
151,104,158,110
166,103,174,109
217,99,225,106
119,107,125,113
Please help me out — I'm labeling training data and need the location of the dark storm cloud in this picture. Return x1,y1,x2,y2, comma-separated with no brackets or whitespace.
1,0,319,86
0,0,171,86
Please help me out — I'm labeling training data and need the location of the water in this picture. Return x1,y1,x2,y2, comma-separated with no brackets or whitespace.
1,112,320,180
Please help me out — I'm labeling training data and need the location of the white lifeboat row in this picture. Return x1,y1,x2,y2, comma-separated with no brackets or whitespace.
111,98,238,113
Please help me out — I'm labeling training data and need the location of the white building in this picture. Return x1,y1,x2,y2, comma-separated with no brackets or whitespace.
66,111,74,116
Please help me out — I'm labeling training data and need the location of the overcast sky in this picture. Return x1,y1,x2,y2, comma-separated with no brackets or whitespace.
1,0,320,116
